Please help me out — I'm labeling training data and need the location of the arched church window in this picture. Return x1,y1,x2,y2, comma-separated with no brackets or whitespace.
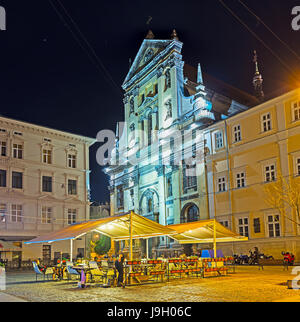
180,203,199,223
187,205,199,222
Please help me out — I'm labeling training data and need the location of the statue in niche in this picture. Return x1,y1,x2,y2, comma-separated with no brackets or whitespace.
165,99,172,121
146,192,154,213
165,69,171,89
129,98,134,115
167,176,172,198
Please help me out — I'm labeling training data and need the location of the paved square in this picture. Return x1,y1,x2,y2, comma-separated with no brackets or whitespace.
1,266,300,302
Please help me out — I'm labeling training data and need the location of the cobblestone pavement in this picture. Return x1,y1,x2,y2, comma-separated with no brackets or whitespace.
1,266,300,302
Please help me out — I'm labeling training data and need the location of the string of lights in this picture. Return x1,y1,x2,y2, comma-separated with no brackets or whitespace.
237,0,300,63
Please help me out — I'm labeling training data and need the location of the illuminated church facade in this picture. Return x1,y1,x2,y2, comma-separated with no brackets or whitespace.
106,30,260,256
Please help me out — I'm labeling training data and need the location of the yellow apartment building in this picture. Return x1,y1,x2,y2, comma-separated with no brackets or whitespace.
204,88,300,259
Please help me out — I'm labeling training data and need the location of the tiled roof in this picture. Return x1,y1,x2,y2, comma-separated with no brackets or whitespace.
184,63,259,107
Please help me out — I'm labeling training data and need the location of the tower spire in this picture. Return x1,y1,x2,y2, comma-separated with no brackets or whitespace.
253,50,264,101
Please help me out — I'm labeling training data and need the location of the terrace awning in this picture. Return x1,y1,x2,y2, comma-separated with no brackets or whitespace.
167,219,248,244
24,212,176,244
0,240,22,251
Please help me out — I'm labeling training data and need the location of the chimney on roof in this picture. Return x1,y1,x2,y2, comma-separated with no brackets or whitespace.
145,30,155,39
171,29,179,41
253,50,264,102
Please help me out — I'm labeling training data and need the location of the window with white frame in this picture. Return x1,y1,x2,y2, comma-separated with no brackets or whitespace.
13,143,23,159
220,220,229,228
233,125,241,143
0,203,6,222
42,149,52,164
68,154,76,168
261,113,272,132
292,101,300,121
11,204,22,222
68,209,77,225
41,206,52,224
217,176,227,192
268,215,280,237
264,164,276,182
42,176,52,193
68,179,77,195
0,141,6,156
236,172,246,188
215,131,224,149
12,171,23,189
238,217,249,237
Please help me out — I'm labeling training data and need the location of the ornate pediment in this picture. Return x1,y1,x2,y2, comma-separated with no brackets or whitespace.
123,39,179,89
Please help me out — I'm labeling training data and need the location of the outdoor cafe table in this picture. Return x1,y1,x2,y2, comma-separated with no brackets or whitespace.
72,265,92,284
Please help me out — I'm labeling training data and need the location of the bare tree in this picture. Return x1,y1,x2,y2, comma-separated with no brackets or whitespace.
264,173,300,226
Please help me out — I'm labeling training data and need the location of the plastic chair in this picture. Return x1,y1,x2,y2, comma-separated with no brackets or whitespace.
88,261,104,283
32,262,45,281
66,265,80,281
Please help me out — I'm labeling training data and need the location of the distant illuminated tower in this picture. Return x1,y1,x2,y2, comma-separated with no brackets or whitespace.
253,50,264,101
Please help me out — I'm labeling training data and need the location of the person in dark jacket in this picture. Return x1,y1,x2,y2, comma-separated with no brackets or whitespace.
115,254,125,288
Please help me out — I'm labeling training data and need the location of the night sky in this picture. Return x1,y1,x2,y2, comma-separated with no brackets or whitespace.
0,0,300,203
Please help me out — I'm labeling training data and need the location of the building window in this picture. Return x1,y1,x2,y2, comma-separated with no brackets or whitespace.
296,158,300,176
0,204,6,222
12,171,23,189
14,131,22,136
262,113,272,132
0,141,6,156
215,131,223,149
268,215,280,237
68,179,77,195
183,162,197,191
41,207,52,224
148,114,152,145
43,149,52,164
253,218,261,233
0,169,6,187
236,172,246,188
42,176,52,192
68,209,77,225
264,164,276,182
220,220,229,228
292,101,300,121
238,217,249,237
11,204,22,222
218,177,227,192
13,144,23,159
233,125,242,143
68,154,76,168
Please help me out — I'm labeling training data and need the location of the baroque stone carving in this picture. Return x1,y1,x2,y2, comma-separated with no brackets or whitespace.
164,99,172,121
